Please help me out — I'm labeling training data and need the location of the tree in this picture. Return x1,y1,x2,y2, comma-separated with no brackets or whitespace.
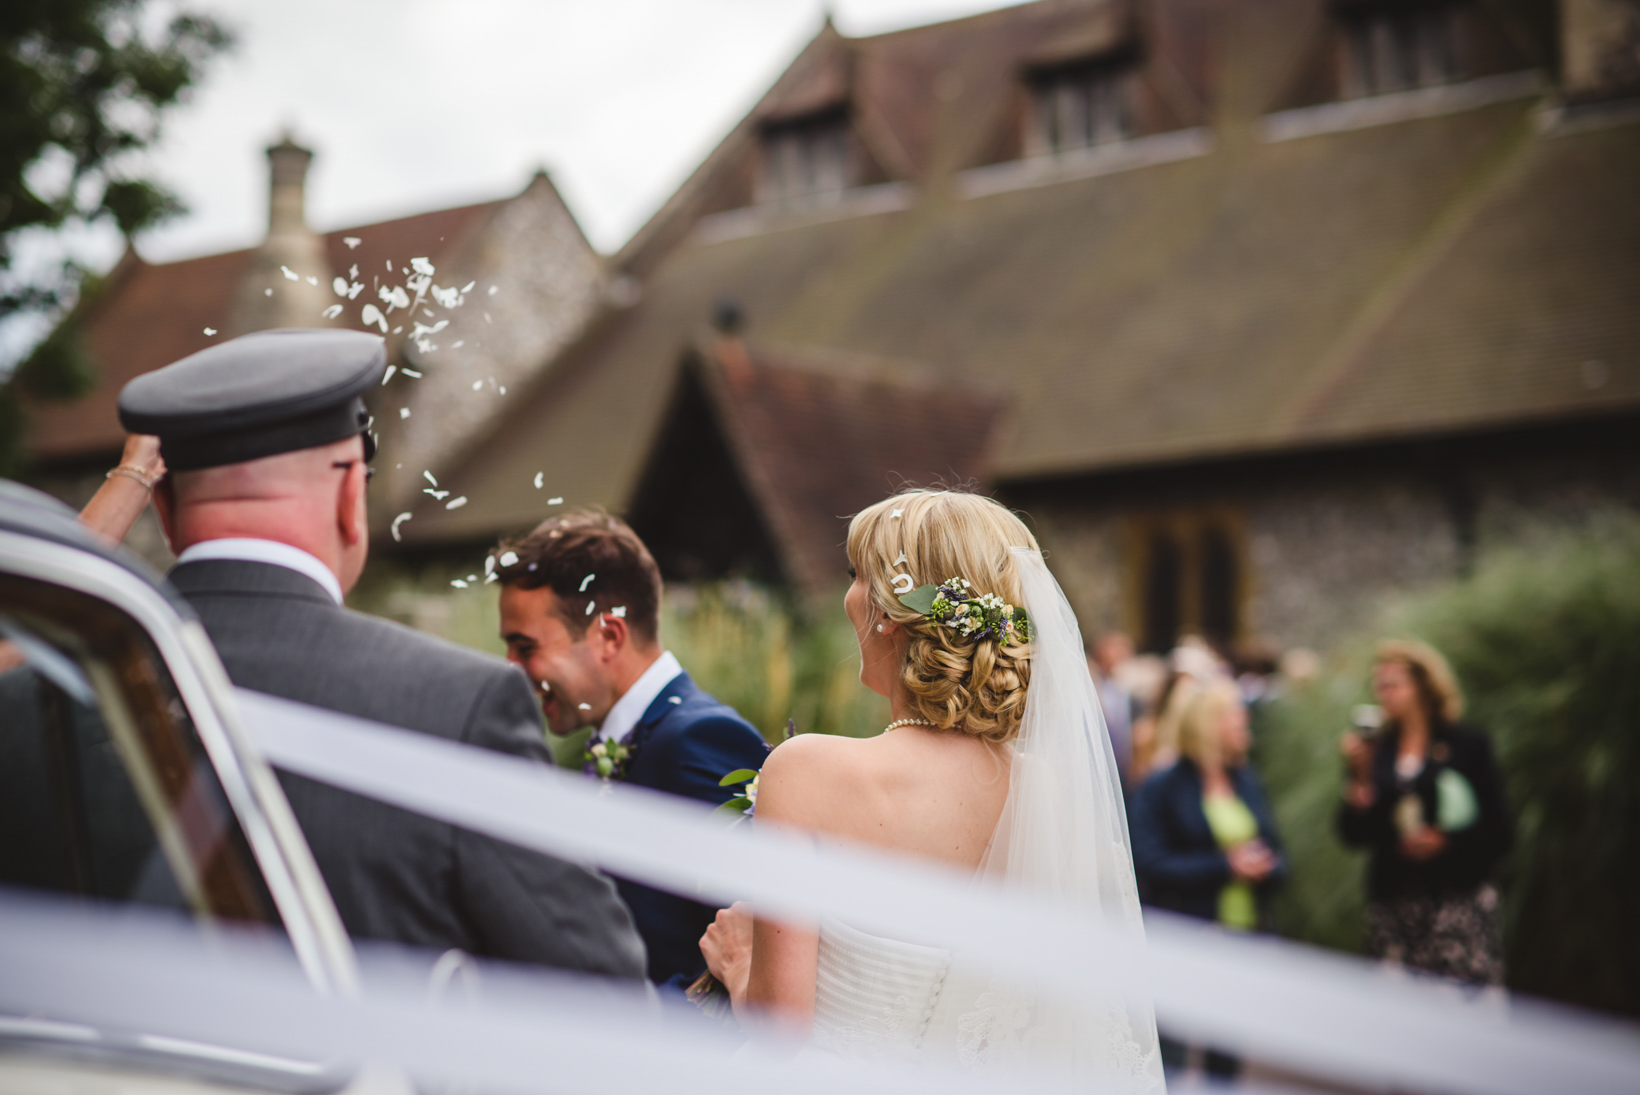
0,0,230,473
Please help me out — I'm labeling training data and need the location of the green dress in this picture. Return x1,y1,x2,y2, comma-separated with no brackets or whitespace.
1202,793,1259,931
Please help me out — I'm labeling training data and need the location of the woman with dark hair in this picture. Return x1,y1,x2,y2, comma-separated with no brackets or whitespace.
1338,640,1512,985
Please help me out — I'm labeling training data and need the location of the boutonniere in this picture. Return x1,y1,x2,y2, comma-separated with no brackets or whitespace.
584,736,637,782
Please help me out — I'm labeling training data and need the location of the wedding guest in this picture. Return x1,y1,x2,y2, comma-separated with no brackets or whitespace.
1130,678,1285,1081
1090,631,1138,786
1338,640,1511,986
120,329,646,979
494,510,768,992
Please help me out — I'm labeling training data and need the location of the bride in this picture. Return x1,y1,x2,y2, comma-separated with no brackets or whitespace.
701,489,1163,1090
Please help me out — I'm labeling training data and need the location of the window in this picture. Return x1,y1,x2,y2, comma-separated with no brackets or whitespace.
1129,514,1244,654
1026,56,1135,156
758,108,854,206
0,575,275,923
1342,3,1463,97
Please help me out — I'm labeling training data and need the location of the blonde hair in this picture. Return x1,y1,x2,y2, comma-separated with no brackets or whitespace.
1374,639,1464,726
1175,679,1244,769
846,489,1038,744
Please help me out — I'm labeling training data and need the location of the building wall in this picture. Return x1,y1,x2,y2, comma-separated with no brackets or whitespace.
1013,423,1640,653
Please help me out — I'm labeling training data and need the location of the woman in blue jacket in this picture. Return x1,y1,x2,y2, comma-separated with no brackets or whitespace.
1130,678,1286,1079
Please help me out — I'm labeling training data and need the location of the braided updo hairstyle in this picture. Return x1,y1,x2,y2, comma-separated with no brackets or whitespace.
847,489,1038,745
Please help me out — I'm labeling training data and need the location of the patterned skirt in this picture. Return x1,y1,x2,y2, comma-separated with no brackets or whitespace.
1365,883,1504,986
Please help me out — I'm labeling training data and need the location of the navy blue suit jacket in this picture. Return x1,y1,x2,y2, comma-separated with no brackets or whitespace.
616,670,768,987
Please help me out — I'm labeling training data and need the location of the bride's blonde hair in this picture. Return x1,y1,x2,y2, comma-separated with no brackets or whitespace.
846,489,1038,744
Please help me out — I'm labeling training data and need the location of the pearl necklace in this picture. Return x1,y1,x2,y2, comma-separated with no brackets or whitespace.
883,717,935,733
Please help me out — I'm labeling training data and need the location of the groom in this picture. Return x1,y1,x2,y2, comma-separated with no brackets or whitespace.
495,510,768,991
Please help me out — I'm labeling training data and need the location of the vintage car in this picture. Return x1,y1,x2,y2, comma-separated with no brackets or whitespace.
0,480,368,1093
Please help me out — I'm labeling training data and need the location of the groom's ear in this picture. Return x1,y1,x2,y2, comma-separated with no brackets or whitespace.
592,613,630,663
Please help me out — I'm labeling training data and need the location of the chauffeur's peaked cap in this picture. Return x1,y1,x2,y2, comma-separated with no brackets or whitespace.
119,328,387,471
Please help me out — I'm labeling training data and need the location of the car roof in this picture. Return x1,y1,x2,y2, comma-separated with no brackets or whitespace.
0,479,193,616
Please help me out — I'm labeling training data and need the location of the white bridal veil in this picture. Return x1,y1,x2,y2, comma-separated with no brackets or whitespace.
954,547,1164,1090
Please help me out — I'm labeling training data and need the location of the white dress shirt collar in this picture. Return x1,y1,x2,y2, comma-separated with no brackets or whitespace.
597,650,684,745
176,538,344,606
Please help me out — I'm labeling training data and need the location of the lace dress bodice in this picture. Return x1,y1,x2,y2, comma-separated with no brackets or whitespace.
811,918,952,1060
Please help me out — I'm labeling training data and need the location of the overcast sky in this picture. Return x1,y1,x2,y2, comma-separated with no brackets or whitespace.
128,0,1028,263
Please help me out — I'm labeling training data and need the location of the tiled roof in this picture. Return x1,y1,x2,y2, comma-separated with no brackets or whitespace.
413,2,1637,547
25,199,504,464
689,340,1003,593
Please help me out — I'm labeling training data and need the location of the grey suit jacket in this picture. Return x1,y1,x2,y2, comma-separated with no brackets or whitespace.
169,558,646,979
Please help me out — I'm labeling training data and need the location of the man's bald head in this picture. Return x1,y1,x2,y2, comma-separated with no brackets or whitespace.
155,434,371,594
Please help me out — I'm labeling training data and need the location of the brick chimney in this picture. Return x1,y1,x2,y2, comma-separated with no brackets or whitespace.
1561,0,1640,103
228,133,336,334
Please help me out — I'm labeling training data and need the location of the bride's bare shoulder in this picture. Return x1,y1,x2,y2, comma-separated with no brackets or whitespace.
755,732,871,824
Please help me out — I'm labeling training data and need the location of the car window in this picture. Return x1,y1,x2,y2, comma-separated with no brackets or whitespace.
0,573,274,924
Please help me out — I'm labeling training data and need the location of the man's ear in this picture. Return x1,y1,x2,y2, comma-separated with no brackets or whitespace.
152,478,178,553
594,613,630,664
337,462,366,547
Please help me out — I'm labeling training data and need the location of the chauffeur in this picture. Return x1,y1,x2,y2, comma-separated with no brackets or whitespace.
119,328,646,978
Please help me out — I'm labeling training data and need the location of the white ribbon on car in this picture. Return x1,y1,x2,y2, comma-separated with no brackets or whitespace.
221,689,1640,1095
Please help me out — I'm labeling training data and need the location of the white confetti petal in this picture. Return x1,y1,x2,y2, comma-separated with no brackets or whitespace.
322,304,343,319
612,606,627,618
533,472,544,489
483,312,492,324
446,496,468,510
401,368,422,378
399,407,410,419
423,488,449,500
467,575,478,581
894,552,907,565
385,259,392,271
411,257,434,276
424,471,438,486
577,703,591,711
584,601,595,615
349,264,358,279
264,288,272,296
579,574,595,592
333,277,349,296
305,276,318,286
485,555,497,575
281,265,299,281
451,579,468,589
499,551,519,567
892,573,914,594
391,512,412,541
461,281,476,293
203,327,216,336
547,497,563,505
891,509,904,518
668,696,681,705
472,380,483,391
487,285,499,296
382,365,396,385
497,384,504,393
393,326,403,334
360,303,388,333
343,237,361,249
453,340,465,348
484,573,499,584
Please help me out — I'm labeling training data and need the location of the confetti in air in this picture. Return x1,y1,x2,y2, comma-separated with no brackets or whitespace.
399,408,410,419
360,304,388,333
577,703,591,711
305,276,318,286
451,579,468,589
548,497,563,505
472,380,483,391
499,551,519,567
533,472,544,489
401,368,422,378
382,365,397,385
498,384,505,394
281,266,299,281
669,696,682,705
424,471,438,486
333,277,349,296
390,513,412,542
488,285,499,296
485,555,497,577
585,601,596,615
322,304,343,319
446,496,468,510
264,288,272,296
343,237,361,249
411,257,435,277
203,327,216,336
612,606,627,618
423,489,448,501
579,574,595,592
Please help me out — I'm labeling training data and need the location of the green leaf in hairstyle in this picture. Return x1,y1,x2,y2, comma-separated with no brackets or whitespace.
718,768,759,787
898,584,939,615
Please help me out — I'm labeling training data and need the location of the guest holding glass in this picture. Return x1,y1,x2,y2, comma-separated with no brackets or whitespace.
1130,679,1285,1081
1338,640,1511,986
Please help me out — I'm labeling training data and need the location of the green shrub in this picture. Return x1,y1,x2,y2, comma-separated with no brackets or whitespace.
1256,516,1640,1016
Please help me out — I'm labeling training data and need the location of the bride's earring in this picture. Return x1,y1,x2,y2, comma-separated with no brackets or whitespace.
876,624,885,632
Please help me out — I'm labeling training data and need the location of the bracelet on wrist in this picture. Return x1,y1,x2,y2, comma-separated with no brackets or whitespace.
107,465,160,491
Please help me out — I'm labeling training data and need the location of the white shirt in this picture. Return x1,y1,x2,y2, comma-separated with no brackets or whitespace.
176,538,344,606
597,650,683,745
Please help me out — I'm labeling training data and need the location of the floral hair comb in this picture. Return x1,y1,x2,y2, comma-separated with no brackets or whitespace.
897,576,1031,647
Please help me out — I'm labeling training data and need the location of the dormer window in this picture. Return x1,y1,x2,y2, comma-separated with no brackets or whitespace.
1025,55,1135,156
758,108,853,206
1341,2,1463,97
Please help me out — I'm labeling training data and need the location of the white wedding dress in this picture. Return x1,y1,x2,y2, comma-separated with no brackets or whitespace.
801,550,1165,1091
